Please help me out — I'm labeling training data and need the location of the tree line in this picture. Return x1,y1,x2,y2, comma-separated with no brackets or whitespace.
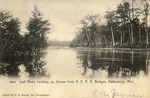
70,0,150,48
48,40,71,46
0,6,50,77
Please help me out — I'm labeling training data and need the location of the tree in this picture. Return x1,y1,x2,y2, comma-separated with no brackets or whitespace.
105,11,116,46
141,1,150,44
117,2,131,44
71,0,150,48
25,6,50,76
73,14,101,47
0,10,21,63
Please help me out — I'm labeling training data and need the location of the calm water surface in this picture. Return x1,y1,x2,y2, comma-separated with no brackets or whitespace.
45,46,150,79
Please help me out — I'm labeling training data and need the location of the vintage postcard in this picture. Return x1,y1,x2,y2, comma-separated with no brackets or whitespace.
0,0,150,98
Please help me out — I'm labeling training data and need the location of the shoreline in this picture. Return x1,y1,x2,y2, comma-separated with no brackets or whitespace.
67,46,150,51
47,45,150,50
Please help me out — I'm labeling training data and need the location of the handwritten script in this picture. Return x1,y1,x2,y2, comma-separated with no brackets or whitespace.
93,89,143,98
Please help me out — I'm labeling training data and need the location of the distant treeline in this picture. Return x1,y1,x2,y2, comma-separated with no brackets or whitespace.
48,40,71,46
70,0,150,48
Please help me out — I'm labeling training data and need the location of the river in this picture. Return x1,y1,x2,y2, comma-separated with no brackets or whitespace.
44,46,150,79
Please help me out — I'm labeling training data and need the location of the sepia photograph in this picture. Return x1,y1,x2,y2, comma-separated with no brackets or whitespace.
0,0,150,98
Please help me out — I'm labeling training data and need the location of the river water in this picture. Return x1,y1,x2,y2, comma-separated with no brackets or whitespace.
44,46,150,79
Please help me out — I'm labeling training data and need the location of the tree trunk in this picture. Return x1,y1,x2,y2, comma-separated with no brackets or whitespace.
110,26,115,46
0,29,2,62
85,28,90,47
104,36,108,45
128,24,131,44
146,28,149,44
139,28,141,43
121,30,123,44
146,18,149,44
130,23,134,44
120,19,123,44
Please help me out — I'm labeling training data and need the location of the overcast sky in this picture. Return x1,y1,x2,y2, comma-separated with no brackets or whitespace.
0,0,133,41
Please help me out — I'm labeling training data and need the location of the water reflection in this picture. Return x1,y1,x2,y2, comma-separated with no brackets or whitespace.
76,49,150,78
0,52,48,78
1,47,150,79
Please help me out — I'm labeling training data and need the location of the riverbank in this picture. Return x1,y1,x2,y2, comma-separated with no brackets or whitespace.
71,47,150,51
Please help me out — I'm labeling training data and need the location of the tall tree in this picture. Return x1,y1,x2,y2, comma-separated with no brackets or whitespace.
105,11,116,46
80,14,101,47
25,6,50,76
0,10,21,63
141,1,150,44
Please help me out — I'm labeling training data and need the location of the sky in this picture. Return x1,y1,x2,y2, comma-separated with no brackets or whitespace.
0,0,130,41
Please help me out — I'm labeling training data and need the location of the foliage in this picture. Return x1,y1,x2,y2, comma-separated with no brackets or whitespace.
71,0,150,48
0,10,21,62
24,6,50,77
0,10,22,76
0,6,50,77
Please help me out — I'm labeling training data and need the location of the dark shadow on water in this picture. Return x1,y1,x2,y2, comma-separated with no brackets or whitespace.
1,47,150,79
76,49,150,78
0,52,48,78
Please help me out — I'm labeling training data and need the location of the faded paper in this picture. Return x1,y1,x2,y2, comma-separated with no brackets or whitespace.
0,0,150,98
